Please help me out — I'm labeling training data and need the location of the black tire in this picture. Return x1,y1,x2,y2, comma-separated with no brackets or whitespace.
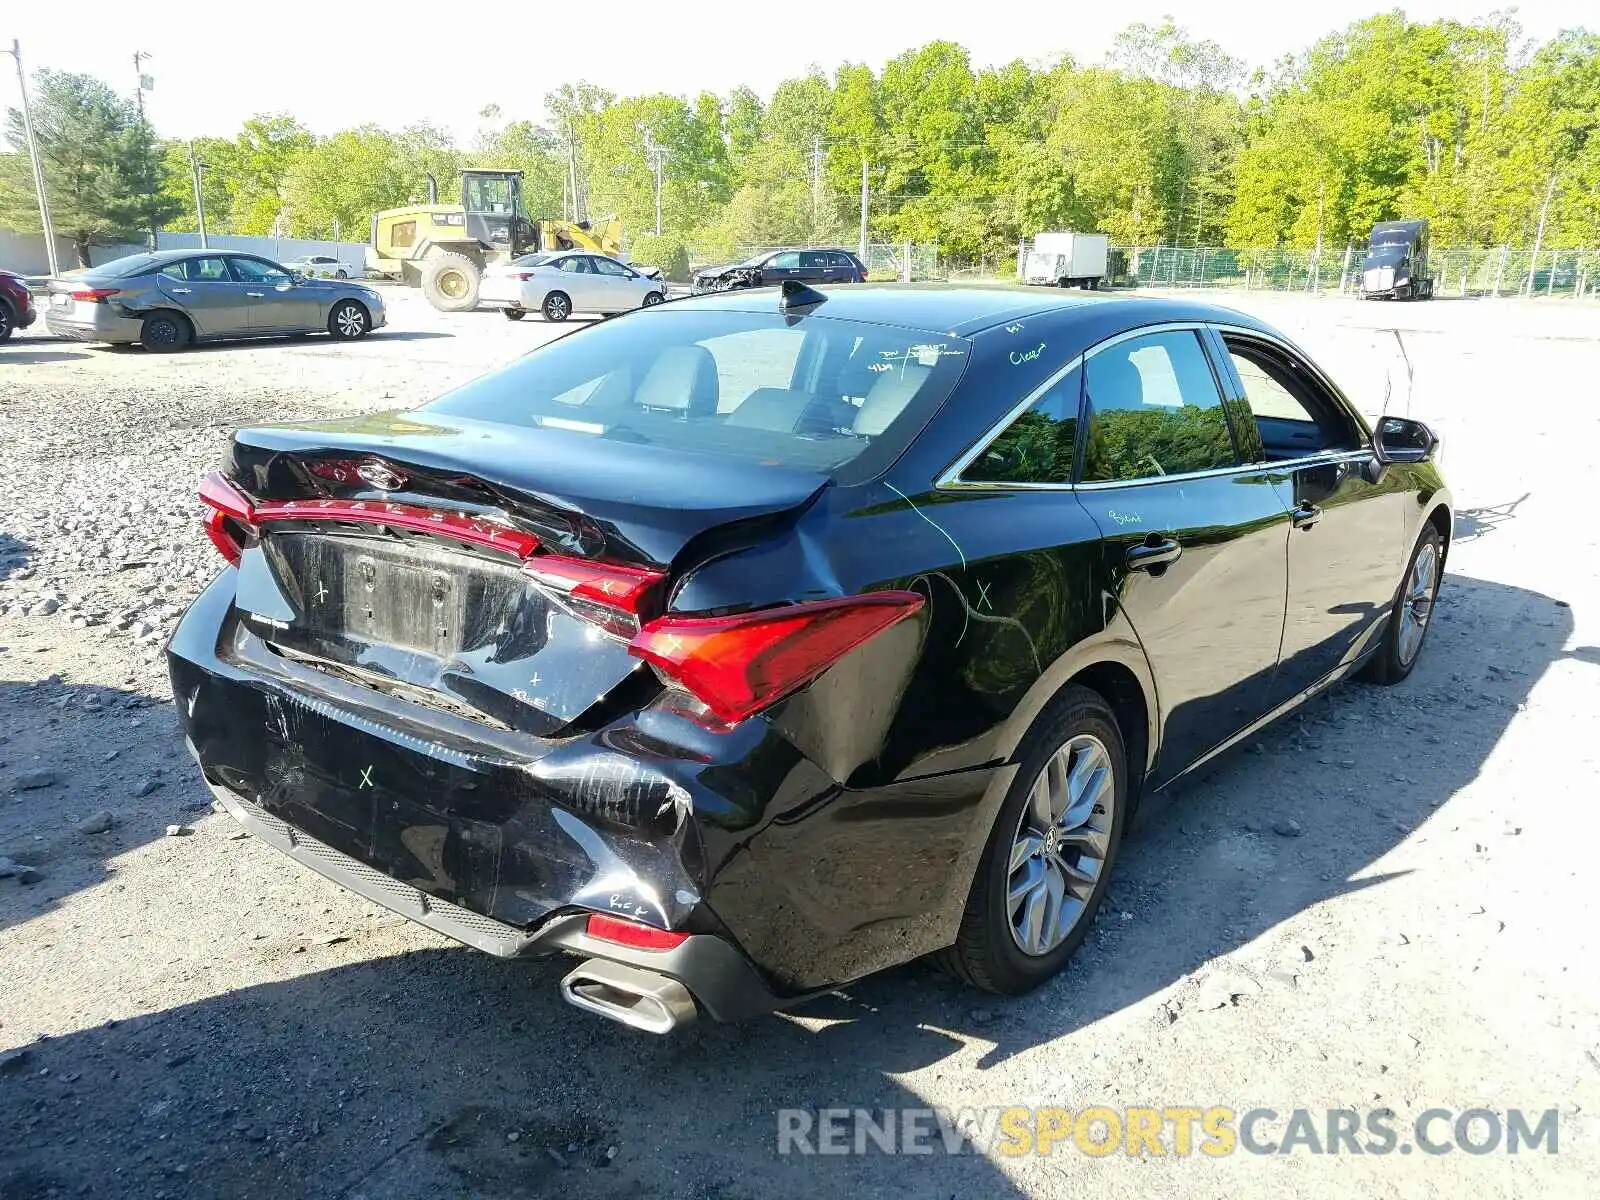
0,300,14,342
542,291,571,322
503,308,526,321
421,253,481,312
1359,524,1443,685
140,311,191,353
642,291,665,307
335,269,349,280
327,299,370,340
936,685,1128,994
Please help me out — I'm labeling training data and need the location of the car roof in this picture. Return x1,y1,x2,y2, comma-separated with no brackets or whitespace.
670,283,1275,338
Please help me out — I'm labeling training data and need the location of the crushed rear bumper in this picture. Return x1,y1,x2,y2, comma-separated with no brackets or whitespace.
202,775,779,1020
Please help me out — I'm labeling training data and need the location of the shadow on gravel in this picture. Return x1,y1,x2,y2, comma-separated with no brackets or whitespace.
0,678,193,934
0,573,1572,1200
0,349,92,364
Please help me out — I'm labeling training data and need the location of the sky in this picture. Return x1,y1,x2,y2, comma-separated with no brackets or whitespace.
4,0,1594,142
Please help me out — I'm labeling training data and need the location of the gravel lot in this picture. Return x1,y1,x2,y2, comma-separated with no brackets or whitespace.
2,287,1597,1199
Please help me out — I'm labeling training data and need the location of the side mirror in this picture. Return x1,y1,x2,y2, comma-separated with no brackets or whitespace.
1374,416,1439,464
288,271,306,284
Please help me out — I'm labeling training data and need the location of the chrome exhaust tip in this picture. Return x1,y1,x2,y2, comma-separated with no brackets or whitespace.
560,959,697,1034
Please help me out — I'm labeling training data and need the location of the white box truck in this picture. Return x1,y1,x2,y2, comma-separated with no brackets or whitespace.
1022,232,1109,289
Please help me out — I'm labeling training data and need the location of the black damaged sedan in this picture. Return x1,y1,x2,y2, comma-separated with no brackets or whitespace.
170,283,1450,1032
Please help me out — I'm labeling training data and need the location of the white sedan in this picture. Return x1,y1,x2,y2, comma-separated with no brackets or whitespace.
282,255,355,280
480,251,667,321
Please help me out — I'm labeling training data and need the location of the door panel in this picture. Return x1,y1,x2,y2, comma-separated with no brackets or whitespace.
1076,328,1290,782
588,256,644,309
228,257,318,330
1209,329,1406,704
1268,456,1402,699
157,257,252,336
551,257,597,310
1081,476,1292,782
798,251,830,283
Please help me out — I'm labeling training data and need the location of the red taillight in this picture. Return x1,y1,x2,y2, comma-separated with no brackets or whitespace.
199,471,257,564
511,272,533,282
585,913,689,951
628,592,925,725
69,287,120,303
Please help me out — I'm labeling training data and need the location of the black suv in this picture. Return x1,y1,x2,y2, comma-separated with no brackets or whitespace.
692,247,868,293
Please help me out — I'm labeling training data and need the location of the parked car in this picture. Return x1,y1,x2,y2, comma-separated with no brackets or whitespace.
0,267,38,342
282,254,354,280
479,250,667,321
44,250,386,351
691,247,868,293
171,285,1450,1032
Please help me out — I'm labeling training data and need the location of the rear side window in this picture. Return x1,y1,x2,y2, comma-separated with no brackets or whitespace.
427,310,971,484
827,252,857,269
963,367,1081,485
1080,330,1236,483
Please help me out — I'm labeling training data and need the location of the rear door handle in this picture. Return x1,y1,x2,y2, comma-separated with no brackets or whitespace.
1292,502,1321,530
246,291,265,298
1126,538,1182,572
169,287,192,294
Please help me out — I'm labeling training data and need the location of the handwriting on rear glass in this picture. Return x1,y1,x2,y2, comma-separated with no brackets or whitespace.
1009,342,1046,365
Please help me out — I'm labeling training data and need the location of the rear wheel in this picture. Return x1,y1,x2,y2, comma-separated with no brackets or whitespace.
140,311,191,353
328,300,370,340
421,253,481,312
1360,525,1443,684
503,308,526,321
936,686,1127,994
542,291,571,322
0,301,14,342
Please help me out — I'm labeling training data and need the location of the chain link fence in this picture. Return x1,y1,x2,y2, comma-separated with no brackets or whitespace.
1109,244,1598,299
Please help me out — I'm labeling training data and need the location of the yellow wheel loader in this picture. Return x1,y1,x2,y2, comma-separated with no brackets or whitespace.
366,169,646,312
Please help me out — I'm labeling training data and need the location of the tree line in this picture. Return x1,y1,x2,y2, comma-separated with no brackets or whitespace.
2,12,1597,270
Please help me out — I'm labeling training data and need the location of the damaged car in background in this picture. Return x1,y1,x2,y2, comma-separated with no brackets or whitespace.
170,280,1451,1033
691,247,867,293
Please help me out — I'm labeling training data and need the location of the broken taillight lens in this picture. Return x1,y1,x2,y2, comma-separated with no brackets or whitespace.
199,471,258,565
524,556,665,638
628,592,925,725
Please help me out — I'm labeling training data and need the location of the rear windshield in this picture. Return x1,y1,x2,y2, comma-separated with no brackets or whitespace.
96,253,164,278
427,309,972,484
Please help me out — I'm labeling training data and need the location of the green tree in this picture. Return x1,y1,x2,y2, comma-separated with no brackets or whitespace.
1,70,181,265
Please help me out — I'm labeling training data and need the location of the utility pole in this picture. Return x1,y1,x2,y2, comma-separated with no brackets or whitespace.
858,158,869,261
641,129,667,236
565,116,580,223
188,141,209,248
6,40,59,276
133,51,157,250
809,136,825,237
1525,171,1558,297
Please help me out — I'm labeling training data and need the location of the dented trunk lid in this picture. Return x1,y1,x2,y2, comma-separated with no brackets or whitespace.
223,411,830,734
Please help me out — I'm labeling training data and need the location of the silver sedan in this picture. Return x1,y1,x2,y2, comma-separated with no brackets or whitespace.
44,249,387,351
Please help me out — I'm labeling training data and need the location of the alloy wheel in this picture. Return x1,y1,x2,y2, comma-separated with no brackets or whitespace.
1397,541,1437,665
335,304,366,337
547,295,569,319
1007,734,1115,956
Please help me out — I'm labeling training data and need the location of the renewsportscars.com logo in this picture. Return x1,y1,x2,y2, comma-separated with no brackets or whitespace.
776,1106,1560,1158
